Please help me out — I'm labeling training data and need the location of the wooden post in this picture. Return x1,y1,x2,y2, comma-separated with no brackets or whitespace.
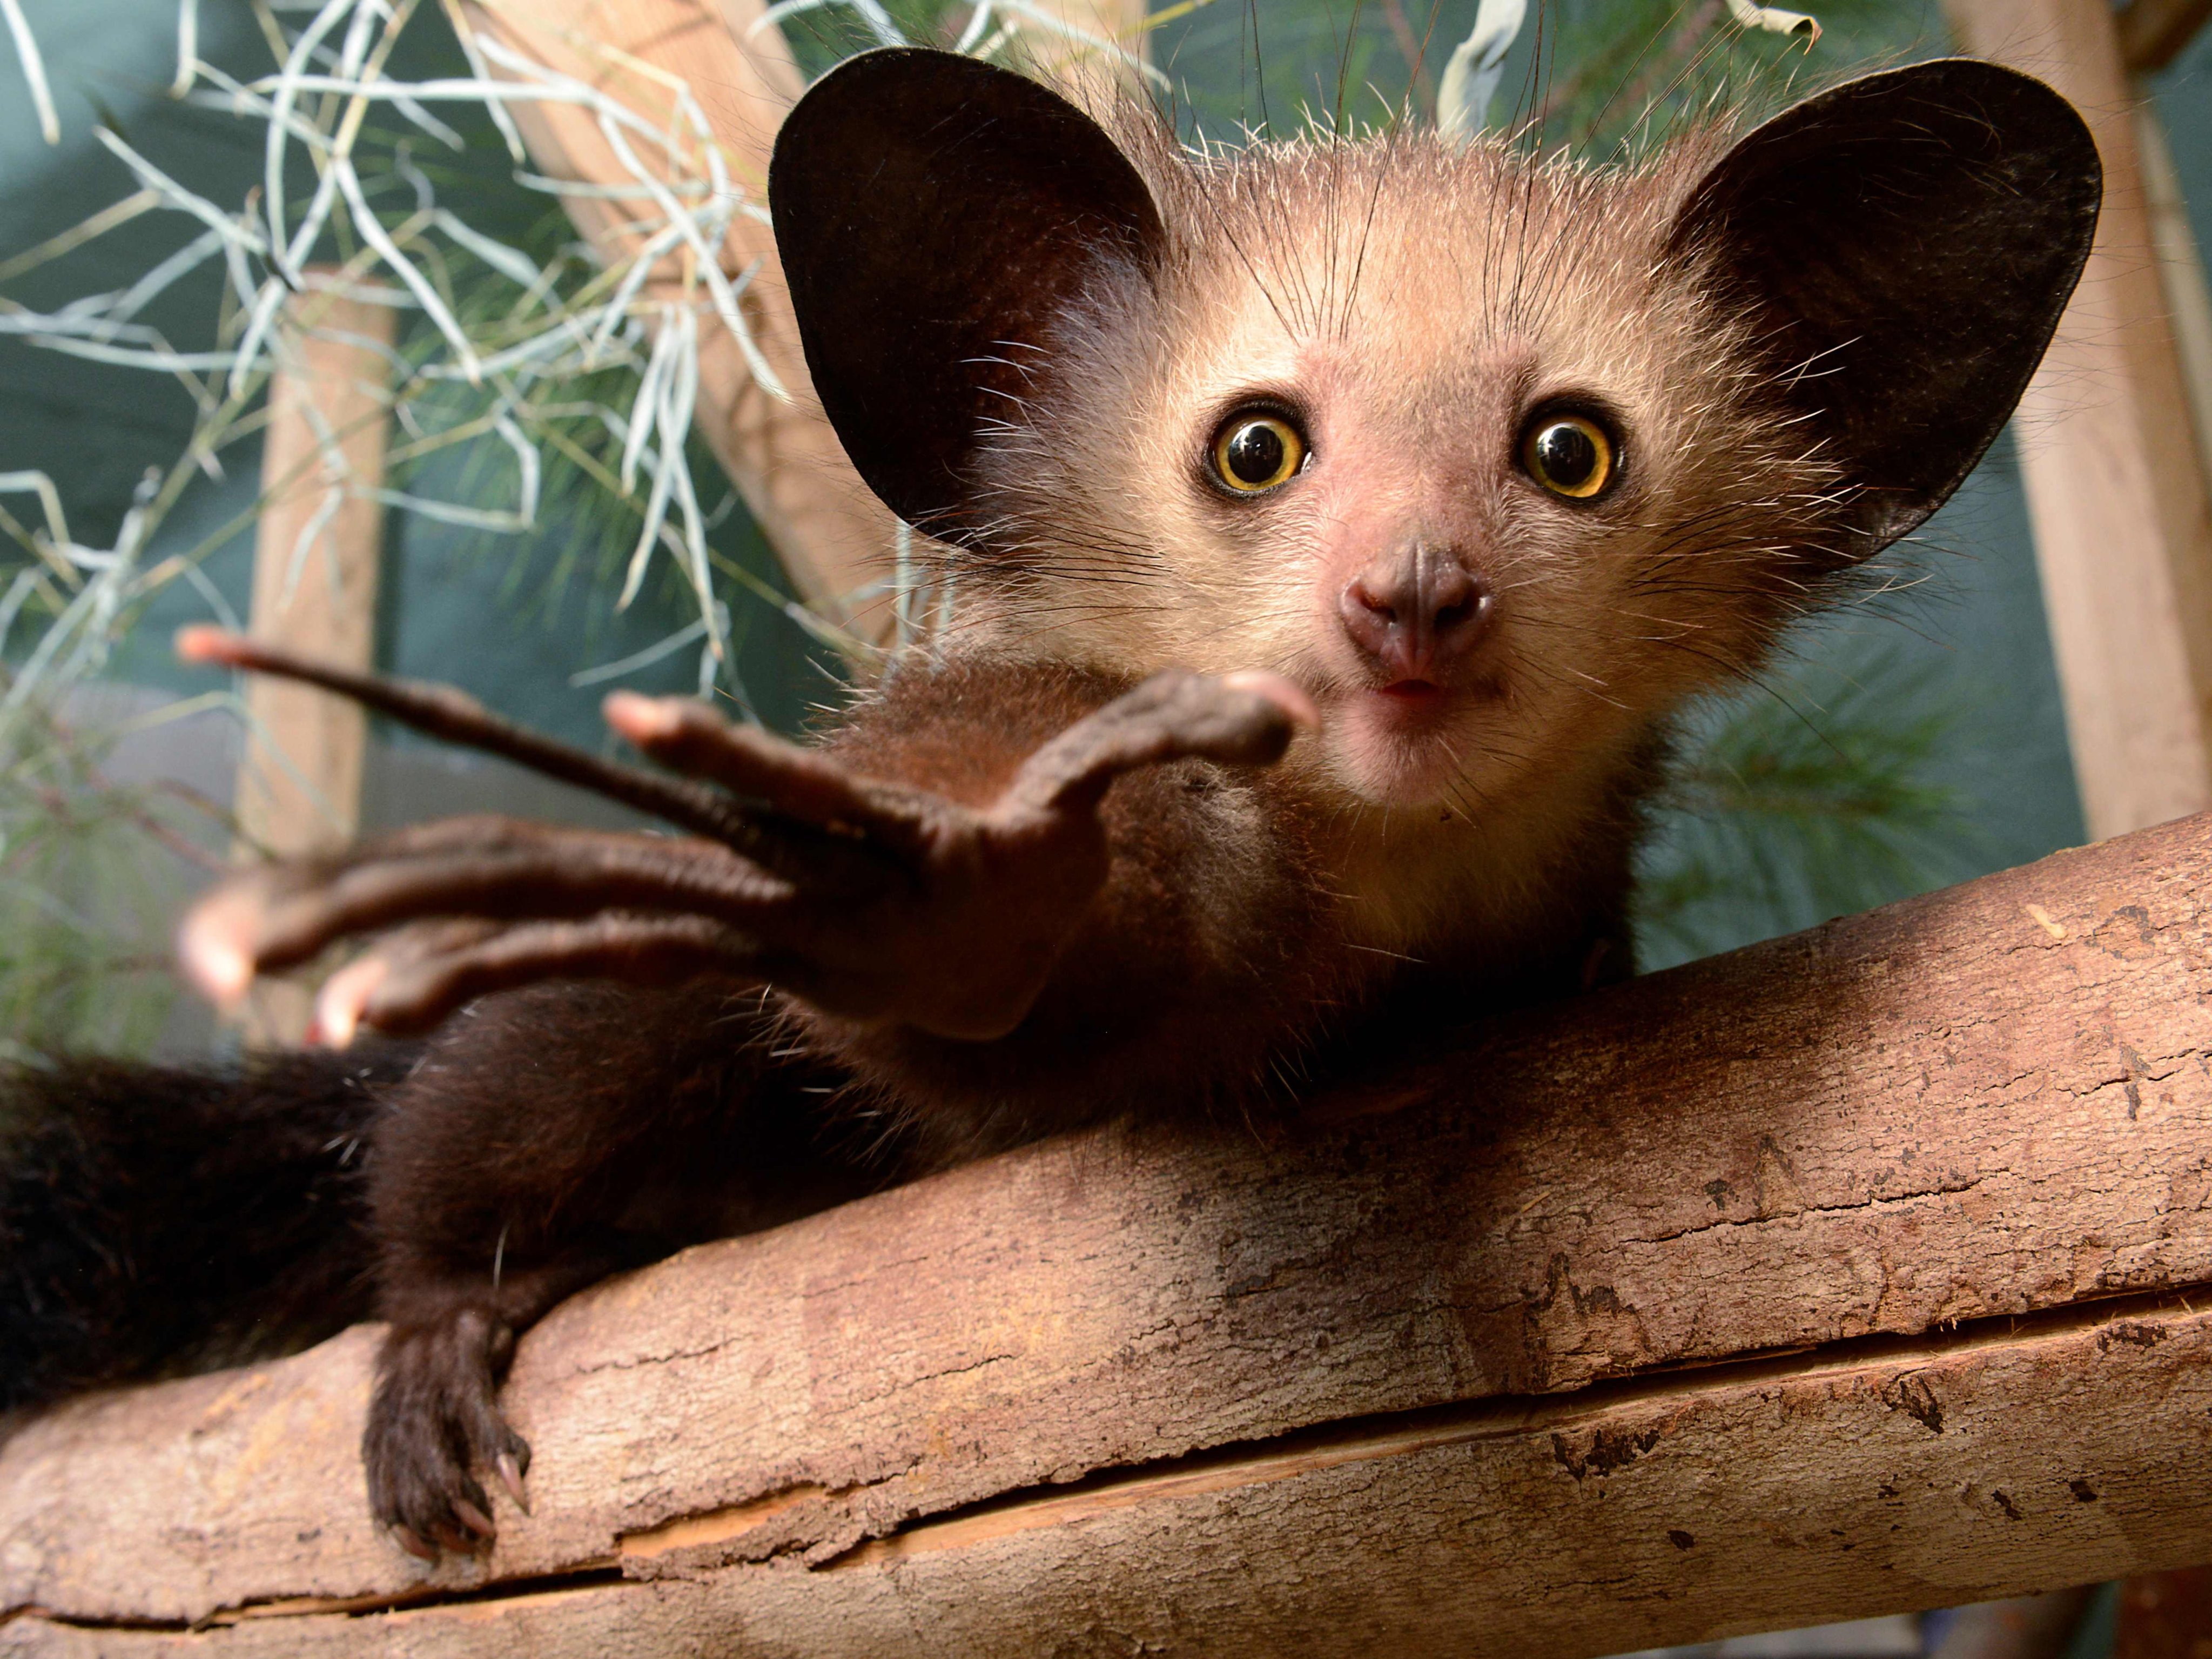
231,279,394,1043
2123,0,2212,581
10,812,2212,1653
1942,0,2212,842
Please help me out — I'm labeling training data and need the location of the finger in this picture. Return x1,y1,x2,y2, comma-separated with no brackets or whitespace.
606,693,884,828
178,627,807,860
354,913,776,1036
313,922,502,1049
259,840,793,973
453,1387,528,1524
180,817,547,1004
190,834,796,995
604,693,926,885
1007,670,1307,816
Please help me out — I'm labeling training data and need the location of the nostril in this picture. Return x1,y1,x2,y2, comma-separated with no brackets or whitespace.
1431,582,1492,638
1346,579,1396,626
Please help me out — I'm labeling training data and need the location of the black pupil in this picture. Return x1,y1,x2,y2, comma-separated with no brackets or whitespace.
1535,421,1598,488
1226,421,1287,485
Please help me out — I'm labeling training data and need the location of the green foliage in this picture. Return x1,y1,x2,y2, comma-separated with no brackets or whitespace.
0,686,220,1057
1635,653,1981,968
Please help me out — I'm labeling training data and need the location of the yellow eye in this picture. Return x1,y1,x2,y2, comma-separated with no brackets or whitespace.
1211,413,1307,494
1522,413,1616,500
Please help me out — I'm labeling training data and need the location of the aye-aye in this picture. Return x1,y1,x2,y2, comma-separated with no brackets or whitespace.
0,48,2097,1559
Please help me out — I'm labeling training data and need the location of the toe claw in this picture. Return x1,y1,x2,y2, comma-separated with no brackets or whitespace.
453,1498,497,1539
495,1451,530,1514
392,1525,439,1564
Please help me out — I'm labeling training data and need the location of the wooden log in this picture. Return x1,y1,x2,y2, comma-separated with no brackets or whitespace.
8,810,2212,1653
1943,0,2212,841
231,277,394,1043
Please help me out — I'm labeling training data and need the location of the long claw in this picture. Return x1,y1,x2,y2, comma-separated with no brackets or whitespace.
452,1498,497,1539
495,1452,530,1514
177,627,886,885
604,692,916,844
178,888,259,1006
359,914,774,1037
391,1525,438,1563
312,952,389,1050
1221,669,1321,729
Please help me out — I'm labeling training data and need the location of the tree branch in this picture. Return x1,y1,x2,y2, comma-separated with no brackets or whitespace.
7,814,2212,1651
456,0,1150,655
456,0,899,646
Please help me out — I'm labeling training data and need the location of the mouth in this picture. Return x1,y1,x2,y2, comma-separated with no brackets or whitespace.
1359,678,1460,728
1323,680,1472,805
1377,679,1444,703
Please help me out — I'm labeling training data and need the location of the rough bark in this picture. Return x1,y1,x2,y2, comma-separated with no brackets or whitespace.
8,812,2212,1654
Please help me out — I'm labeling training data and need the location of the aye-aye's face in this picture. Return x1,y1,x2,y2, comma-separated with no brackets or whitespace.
984,144,1834,815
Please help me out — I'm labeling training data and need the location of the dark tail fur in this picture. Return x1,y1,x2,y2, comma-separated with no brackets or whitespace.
0,1044,419,1411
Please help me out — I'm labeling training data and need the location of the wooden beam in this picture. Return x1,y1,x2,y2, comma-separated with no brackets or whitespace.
230,278,394,1044
1943,0,2212,841
9,810,2212,1653
2116,0,2212,74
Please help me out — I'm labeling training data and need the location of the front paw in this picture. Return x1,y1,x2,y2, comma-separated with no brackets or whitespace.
365,1309,530,1561
176,652,1313,1048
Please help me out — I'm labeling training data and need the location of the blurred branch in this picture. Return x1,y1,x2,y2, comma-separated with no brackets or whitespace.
2116,0,2211,73
460,0,903,650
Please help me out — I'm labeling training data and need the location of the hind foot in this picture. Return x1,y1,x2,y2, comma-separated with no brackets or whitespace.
365,1307,530,1560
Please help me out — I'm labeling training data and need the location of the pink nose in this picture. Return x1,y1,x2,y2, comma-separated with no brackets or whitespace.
1338,544,1493,681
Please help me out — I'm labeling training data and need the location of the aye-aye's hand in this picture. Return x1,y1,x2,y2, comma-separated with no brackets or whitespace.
174,628,1314,1045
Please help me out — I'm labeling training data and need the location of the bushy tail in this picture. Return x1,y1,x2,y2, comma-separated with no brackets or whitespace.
0,1044,419,1411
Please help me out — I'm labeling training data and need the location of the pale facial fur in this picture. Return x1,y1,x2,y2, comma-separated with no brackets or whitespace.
962,133,1840,844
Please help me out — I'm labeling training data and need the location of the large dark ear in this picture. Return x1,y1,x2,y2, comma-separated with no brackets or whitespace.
769,49,1165,544
1664,59,2100,556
